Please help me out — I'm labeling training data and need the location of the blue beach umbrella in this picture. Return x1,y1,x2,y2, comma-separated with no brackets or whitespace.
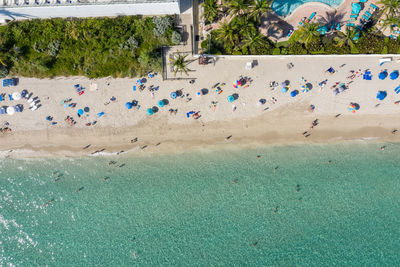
125,102,133,109
77,109,84,115
395,86,400,94
170,92,177,99
290,90,299,97
379,70,388,80
376,91,387,100
281,87,288,93
390,70,399,80
158,100,165,107
227,95,235,102
147,108,154,115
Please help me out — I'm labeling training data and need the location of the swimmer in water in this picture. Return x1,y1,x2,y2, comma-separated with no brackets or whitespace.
328,160,332,164
381,146,386,151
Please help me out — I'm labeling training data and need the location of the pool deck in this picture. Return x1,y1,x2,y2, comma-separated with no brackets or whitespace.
260,0,382,42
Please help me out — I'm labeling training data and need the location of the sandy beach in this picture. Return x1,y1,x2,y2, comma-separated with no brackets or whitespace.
2,55,400,158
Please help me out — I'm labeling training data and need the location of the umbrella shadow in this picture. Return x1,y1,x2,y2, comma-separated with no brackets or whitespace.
201,88,209,95
232,93,239,100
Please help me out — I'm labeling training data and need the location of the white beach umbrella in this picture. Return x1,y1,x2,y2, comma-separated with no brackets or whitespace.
12,92,21,100
6,106,15,115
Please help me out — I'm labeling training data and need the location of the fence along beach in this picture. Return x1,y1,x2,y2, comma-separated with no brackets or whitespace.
1,55,400,157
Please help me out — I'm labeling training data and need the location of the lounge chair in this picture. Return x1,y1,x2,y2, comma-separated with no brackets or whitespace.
350,14,358,18
365,11,373,17
309,12,316,20
346,23,355,27
360,0,367,2
336,23,341,31
363,15,370,20
370,3,378,10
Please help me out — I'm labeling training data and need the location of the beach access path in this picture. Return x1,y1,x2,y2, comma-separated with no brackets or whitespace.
1,55,400,158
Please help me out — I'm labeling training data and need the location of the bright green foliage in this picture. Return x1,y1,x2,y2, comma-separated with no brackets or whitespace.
293,22,321,46
0,16,174,78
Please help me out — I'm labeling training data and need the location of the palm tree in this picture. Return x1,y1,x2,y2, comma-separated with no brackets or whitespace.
380,15,400,32
249,0,272,24
378,0,400,16
334,27,360,49
296,22,321,46
216,21,237,47
232,15,255,37
202,0,220,24
242,30,265,53
225,0,251,17
169,52,190,76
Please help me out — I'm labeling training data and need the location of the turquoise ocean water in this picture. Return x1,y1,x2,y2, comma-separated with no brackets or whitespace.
272,0,344,16
1,143,399,266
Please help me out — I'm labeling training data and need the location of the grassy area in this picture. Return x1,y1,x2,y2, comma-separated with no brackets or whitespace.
0,16,178,78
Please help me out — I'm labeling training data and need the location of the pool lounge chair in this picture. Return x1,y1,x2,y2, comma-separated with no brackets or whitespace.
360,0,367,2
350,14,358,18
309,12,316,20
363,15,370,20
356,25,363,31
370,3,378,10
336,23,341,31
365,11,373,17
346,23,355,27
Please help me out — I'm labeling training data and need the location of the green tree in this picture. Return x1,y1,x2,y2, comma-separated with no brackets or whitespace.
295,22,321,46
226,0,251,17
169,52,190,76
202,0,220,24
334,27,360,49
250,0,271,24
216,21,237,49
378,0,400,16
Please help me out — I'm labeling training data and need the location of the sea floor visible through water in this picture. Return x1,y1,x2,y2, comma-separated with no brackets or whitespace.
1,142,399,266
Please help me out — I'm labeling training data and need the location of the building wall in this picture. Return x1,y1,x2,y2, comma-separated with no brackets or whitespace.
0,2,180,20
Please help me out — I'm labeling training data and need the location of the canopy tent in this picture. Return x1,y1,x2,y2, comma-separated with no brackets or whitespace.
363,70,372,80
376,91,387,100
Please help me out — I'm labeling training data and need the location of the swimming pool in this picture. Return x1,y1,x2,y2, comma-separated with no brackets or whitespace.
272,0,344,16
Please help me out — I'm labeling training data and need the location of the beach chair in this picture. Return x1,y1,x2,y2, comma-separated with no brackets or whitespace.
8,94,12,100
0,95,3,101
